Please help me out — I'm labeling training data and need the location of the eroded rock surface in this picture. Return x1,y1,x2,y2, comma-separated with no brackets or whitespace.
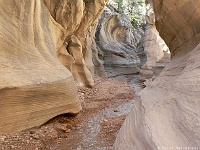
95,8,143,77
115,0,200,149
0,0,82,133
0,0,106,133
140,3,170,81
43,0,107,87
142,25,169,70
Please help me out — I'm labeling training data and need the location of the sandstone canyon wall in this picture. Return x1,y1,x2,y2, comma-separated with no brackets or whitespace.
140,3,170,81
0,0,106,133
115,0,200,149
94,7,144,77
43,0,107,87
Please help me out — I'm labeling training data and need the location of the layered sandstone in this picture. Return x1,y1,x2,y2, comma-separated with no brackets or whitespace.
0,0,106,133
43,0,107,87
115,0,200,149
95,8,142,77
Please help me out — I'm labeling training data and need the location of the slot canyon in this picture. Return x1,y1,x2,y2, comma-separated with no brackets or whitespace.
0,0,199,150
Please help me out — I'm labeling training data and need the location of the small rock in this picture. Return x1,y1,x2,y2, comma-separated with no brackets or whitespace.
0,135,6,142
54,122,67,132
66,124,75,130
114,109,119,112
103,119,108,122
31,134,39,139
26,140,30,143
48,129,58,138
65,129,71,133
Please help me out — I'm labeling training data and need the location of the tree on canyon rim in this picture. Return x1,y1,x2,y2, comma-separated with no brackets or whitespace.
113,0,146,27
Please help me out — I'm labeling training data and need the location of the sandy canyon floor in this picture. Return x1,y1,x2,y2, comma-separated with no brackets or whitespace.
0,75,143,150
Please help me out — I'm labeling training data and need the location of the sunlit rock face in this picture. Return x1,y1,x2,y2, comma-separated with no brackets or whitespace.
0,0,106,133
115,0,200,149
140,24,170,81
95,8,142,77
140,3,170,81
43,0,107,87
0,0,81,133
142,25,170,70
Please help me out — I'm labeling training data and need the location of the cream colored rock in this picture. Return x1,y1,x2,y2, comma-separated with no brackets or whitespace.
44,0,107,86
0,0,82,133
140,4,170,81
0,0,107,133
140,25,170,80
73,0,107,83
68,35,94,87
115,0,200,149
142,25,169,70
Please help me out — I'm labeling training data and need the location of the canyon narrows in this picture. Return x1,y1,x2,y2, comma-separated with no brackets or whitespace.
115,0,200,149
0,0,200,150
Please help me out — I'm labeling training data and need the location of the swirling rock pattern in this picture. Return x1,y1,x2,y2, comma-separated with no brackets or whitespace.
95,8,142,77
0,0,106,133
44,0,107,87
115,0,200,149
